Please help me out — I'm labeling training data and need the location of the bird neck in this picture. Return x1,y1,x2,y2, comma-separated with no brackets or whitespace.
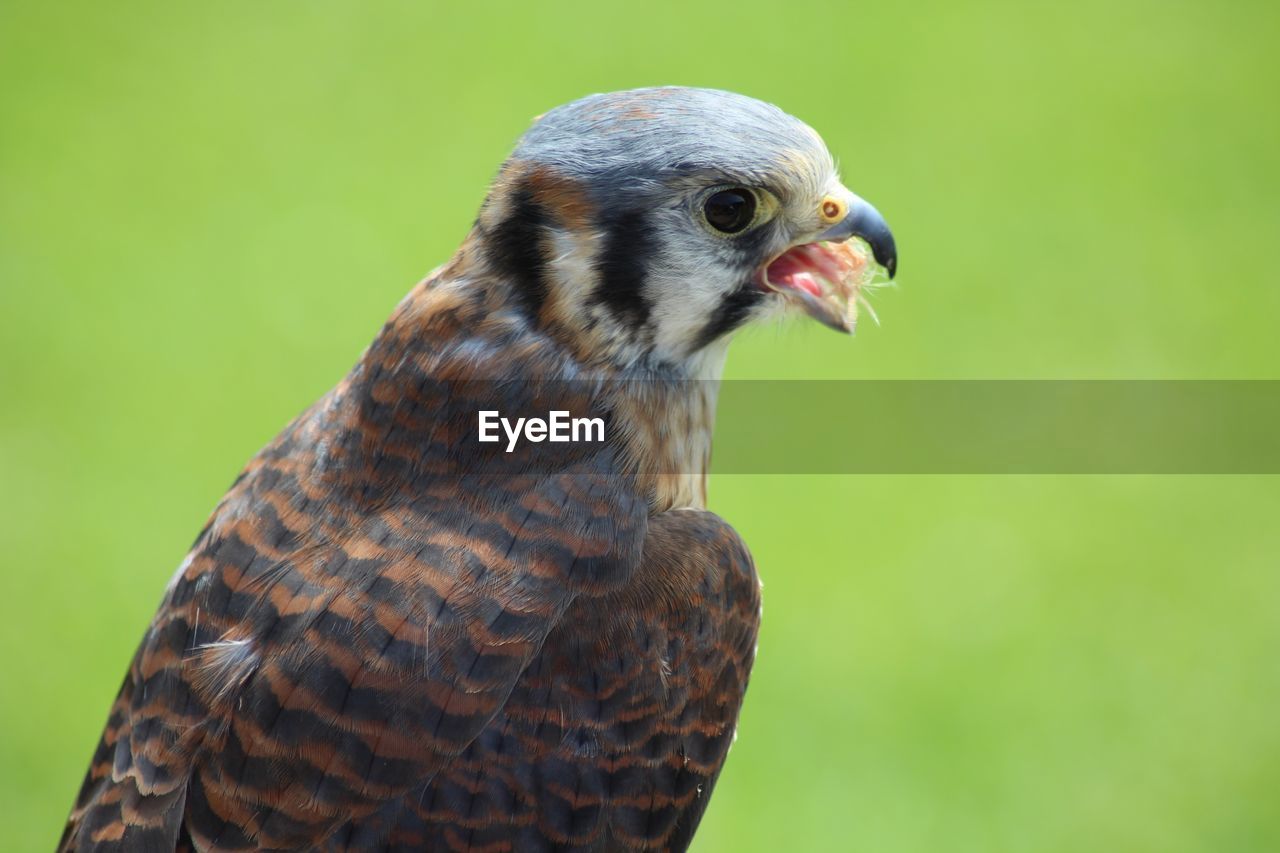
461,221,736,510
360,261,730,513
608,340,729,512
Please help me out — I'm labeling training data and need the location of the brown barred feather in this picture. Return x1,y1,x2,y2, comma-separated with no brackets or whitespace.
61,263,761,851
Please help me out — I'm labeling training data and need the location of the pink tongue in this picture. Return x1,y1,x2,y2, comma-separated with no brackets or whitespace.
761,240,876,333
788,271,822,297
766,248,826,296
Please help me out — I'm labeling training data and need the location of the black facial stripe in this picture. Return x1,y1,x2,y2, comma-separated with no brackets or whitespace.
592,208,654,330
487,182,550,319
693,286,764,350
726,219,778,258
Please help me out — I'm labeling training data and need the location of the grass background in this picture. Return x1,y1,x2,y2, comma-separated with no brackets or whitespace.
2,0,1278,850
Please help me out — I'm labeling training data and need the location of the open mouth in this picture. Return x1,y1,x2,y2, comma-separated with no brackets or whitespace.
757,238,889,333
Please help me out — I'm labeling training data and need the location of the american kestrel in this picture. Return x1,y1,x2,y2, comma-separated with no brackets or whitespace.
62,87,896,852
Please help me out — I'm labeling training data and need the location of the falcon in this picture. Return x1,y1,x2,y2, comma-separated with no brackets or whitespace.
62,87,897,852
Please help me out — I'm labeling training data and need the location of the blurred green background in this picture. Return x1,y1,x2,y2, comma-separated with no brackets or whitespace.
2,1,1278,850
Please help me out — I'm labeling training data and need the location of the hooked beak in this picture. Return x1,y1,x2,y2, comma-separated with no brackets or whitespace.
758,194,897,333
817,197,897,279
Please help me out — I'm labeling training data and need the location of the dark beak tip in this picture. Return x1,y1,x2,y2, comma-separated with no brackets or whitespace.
843,199,897,281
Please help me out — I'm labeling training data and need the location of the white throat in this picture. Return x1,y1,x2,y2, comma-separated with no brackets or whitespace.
612,338,730,512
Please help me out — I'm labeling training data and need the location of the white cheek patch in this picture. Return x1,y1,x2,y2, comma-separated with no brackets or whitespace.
640,210,753,360
647,263,742,358
547,227,602,302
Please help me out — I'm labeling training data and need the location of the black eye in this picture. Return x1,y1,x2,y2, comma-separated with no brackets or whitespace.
703,188,757,234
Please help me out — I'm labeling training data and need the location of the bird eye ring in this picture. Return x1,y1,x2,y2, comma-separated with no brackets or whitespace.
702,187,758,235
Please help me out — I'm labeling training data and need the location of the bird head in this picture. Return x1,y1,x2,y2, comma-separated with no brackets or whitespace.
473,86,896,372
